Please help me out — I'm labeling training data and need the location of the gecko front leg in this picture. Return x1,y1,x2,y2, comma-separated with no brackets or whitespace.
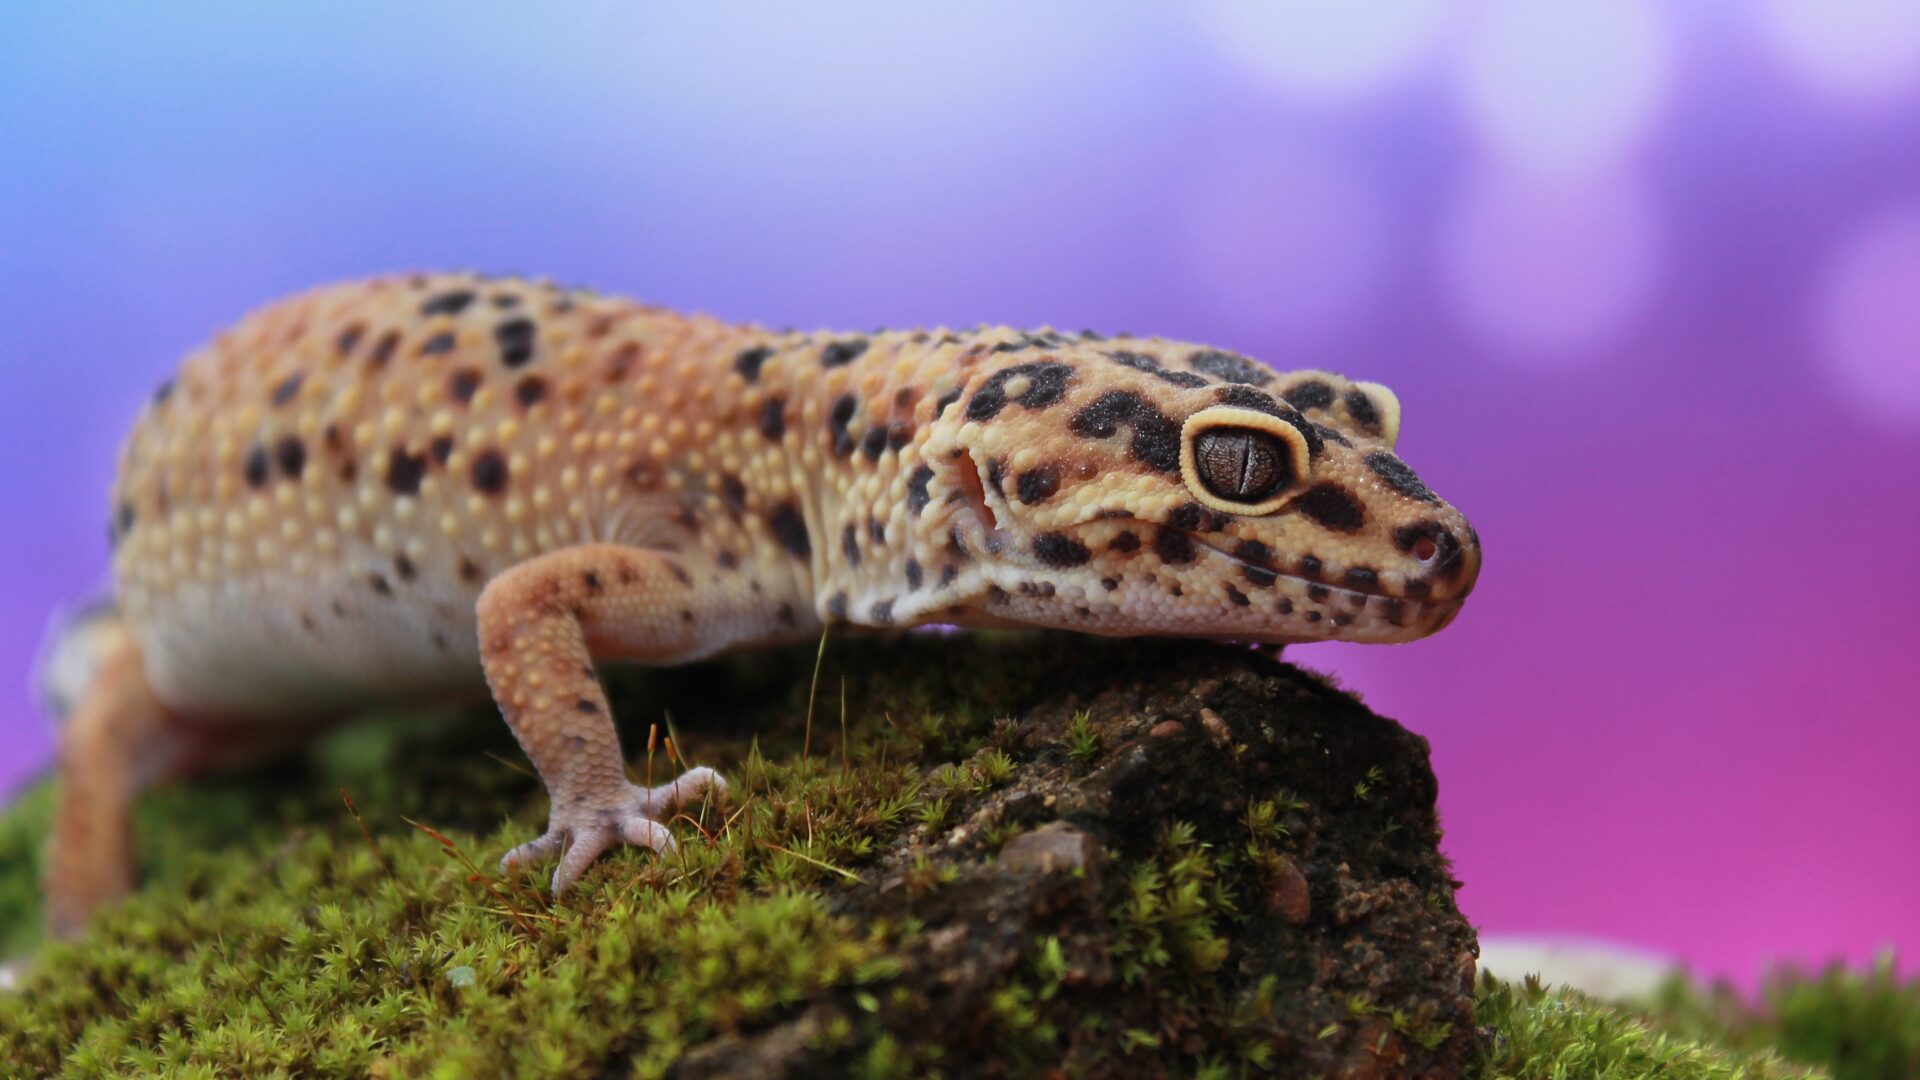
476,543,730,893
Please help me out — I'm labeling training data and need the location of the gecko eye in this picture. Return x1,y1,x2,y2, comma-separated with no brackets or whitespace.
1193,428,1291,502
1179,406,1312,515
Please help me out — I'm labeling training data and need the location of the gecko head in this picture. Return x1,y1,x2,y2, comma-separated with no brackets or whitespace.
928,343,1479,645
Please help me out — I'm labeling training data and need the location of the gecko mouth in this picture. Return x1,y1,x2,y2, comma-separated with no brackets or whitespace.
1177,529,1460,622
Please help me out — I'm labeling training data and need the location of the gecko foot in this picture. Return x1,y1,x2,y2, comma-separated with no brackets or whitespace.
501,766,728,894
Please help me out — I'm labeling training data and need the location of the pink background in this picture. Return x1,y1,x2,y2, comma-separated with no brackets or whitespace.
2,4,1917,983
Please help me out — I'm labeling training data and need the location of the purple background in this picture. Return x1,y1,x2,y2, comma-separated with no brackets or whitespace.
4,4,1918,984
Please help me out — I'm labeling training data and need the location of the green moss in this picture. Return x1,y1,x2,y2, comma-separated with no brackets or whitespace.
1,634,1913,1077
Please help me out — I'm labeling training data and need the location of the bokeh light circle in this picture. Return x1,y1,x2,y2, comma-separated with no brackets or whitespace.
1759,0,1920,105
1179,145,1388,341
1816,205,1920,428
1453,0,1674,175
1192,0,1447,102
1441,170,1661,362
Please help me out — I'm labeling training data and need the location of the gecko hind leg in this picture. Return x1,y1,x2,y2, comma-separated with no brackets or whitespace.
44,619,187,939
477,543,730,895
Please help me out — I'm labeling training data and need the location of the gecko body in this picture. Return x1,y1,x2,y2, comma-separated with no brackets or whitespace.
47,273,1479,936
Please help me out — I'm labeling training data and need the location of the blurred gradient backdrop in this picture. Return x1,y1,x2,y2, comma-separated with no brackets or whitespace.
3,3,1918,984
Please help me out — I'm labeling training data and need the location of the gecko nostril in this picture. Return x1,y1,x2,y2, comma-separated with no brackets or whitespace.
1412,536,1438,562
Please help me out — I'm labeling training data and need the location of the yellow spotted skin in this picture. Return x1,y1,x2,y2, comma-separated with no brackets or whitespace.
50,272,1479,935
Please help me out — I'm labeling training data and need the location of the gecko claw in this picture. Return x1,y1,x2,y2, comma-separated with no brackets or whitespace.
502,766,729,893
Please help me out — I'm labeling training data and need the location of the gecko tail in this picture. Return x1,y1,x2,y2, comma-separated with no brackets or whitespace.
34,597,124,726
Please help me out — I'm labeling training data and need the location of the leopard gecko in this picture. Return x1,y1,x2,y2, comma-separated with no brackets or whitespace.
41,273,1480,937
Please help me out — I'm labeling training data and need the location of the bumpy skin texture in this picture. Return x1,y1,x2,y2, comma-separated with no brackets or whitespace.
50,272,1479,935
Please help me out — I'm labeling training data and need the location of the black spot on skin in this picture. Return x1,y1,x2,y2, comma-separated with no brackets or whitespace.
827,592,849,620
1033,532,1091,567
777,603,797,626
387,448,428,495
966,362,1073,421
420,331,457,357
1243,565,1278,588
576,698,598,714
821,339,869,368
1367,452,1438,503
760,396,787,441
495,317,537,367
1188,349,1272,386
769,503,811,558
335,325,363,356
1345,389,1381,430
870,598,895,626
421,290,476,318
1225,584,1251,607
868,517,886,546
1403,579,1432,600
907,465,935,516
842,523,862,567
1234,540,1279,587
471,450,509,495
369,574,393,597
458,557,484,584
1018,580,1056,597
1283,380,1335,411
1213,385,1290,418
449,368,481,403
271,371,304,406
1067,390,1182,472
933,387,963,418
370,331,401,367
1278,599,1294,615
667,562,691,586
395,554,417,582
1295,484,1367,532
938,565,959,588
1167,502,1207,531
1107,350,1208,389
583,570,602,594
332,601,347,617
904,559,923,590
1345,568,1378,592
985,457,1006,496
828,394,858,457
243,446,271,489
152,379,175,405
493,293,521,309
1101,577,1119,591
514,376,547,409
1384,599,1408,626
274,435,306,479
1333,613,1354,627
886,421,914,452
1313,423,1351,447
734,345,774,381
1154,529,1195,564
430,435,454,464
1307,584,1330,603
1298,555,1323,580
721,474,748,517
1109,530,1140,553
987,585,1011,606
1305,611,1322,623
717,549,740,570
860,427,888,461
1016,464,1060,505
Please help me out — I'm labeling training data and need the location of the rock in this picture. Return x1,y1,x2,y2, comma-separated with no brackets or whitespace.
999,821,1097,876
1265,857,1312,925
686,637,1479,1077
